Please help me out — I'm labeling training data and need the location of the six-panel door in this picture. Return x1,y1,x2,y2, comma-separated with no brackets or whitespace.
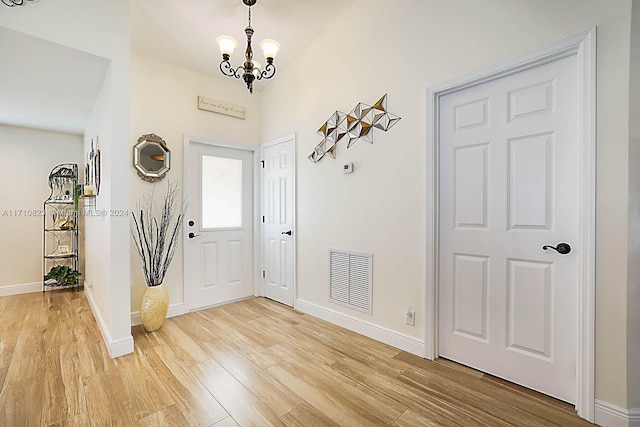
262,138,295,306
438,55,579,403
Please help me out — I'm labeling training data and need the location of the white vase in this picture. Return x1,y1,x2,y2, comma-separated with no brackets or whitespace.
140,283,169,332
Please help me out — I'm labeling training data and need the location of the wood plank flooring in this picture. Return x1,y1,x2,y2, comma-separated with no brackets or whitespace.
0,289,594,426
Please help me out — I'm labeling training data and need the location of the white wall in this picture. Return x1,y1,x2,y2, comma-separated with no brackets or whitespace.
0,0,133,357
0,124,83,289
627,0,640,411
595,3,633,412
84,68,116,343
130,54,261,314
260,0,632,410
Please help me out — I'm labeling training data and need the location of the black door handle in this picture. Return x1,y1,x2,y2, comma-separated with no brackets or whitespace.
281,230,292,236
542,243,571,255
188,232,201,239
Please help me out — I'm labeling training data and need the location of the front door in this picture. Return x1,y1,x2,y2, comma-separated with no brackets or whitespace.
185,141,254,310
438,54,579,403
261,136,295,306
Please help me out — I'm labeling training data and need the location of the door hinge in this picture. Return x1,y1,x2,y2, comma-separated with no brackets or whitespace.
260,160,265,168
262,270,265,278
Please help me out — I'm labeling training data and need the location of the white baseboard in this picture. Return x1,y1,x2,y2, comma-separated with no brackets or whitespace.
0,282,42,297
84,284,134,358
595,400,640,427
295,299,424,357
131,303,187,326
110,336,135,358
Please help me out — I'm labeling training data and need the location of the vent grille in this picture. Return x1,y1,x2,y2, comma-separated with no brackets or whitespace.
329,249,372,313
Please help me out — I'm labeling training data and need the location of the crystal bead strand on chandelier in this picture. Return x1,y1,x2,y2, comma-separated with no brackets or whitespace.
215,0,280,93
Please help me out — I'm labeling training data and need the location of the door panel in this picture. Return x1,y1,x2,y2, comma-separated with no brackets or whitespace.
202,242,219,287
508,133,553,229
453,254,489,341
262,137,295,306
186,142,253,309
454,143,488,227
506,259,553,359
439,55,578,403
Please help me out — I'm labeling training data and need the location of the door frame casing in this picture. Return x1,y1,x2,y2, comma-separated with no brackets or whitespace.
259,134,297,308
182,135,259,311
424,29,596,420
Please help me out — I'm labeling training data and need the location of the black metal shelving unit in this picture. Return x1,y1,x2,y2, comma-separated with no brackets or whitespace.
43,163,79,292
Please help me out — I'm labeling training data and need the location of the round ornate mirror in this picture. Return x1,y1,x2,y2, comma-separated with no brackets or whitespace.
133,133,171,182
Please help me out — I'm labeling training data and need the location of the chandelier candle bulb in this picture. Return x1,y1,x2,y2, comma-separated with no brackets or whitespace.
260,39,280,61
216,35,238,57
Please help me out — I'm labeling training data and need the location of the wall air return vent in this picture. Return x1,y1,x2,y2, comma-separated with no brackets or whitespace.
329,249,372,314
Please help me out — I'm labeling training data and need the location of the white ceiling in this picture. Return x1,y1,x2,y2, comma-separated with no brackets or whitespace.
131,0,353,84
0,0,352,135
0,26,110,135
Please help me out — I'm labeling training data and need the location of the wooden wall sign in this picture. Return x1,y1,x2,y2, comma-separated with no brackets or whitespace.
197,96,246,120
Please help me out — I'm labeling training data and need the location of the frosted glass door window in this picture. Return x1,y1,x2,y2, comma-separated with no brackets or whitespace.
202,155,243,228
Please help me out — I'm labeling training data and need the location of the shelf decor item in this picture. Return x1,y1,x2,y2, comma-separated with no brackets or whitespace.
73,184,82,212
56,216,75,230
130,182,185,331
43,163,80,292
44,265,81,287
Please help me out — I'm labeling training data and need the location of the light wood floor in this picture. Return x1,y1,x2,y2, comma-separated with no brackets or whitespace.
0,289,593,427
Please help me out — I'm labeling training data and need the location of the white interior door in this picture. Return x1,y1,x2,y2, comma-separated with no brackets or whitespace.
262,136,295,306
438,55,579,403
185,141,254,310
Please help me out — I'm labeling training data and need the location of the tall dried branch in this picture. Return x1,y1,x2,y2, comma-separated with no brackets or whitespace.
130,182,186,287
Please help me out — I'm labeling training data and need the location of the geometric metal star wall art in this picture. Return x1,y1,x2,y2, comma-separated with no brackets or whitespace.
309,94,401,163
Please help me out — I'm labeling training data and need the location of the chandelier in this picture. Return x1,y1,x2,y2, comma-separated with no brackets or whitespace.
216,0,280,94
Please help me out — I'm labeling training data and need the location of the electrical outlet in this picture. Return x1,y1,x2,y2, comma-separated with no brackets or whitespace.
405,306,415,326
